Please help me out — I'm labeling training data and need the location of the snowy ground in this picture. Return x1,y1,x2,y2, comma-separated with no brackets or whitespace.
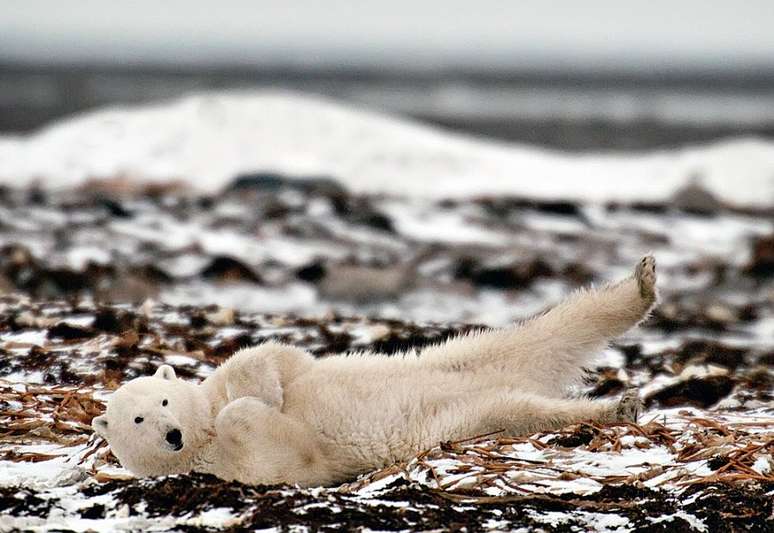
0,93,773,531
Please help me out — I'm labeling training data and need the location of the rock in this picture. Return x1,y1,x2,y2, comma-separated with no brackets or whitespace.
645,375,735,408
95,273,159,304
676,340,748,371
704,304,737,324
347,210,395,233
671,181,723,215
93,308,143,334
317,264,410,303
47,322,97,341
477,197,582,218
98,198,133,218
204,307,236,327
454,257,554,289
547,426,596,448
224,172,347,198
200,256,262,284
295,261,326,282
744,234,774,278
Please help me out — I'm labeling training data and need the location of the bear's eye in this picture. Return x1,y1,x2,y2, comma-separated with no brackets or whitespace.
162,399,168,407
134,416,144,424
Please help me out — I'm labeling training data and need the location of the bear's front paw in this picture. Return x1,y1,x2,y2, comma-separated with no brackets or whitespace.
216,397,272,445
224,352,284,408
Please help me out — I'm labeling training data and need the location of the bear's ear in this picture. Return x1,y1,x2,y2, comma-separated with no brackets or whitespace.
154,364,176,381
92,415,109,437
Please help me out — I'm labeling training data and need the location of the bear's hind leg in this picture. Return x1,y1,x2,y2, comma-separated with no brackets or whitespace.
433,388,642,443
417,256,658,396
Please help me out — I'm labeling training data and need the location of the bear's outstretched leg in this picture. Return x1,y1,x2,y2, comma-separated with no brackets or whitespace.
432,388,642,444
417,256,657,396
206,397,333,486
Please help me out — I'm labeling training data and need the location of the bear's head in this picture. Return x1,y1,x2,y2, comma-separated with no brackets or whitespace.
92,365,212,476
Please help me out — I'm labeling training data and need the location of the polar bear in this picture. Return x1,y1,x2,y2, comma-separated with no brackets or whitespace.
92,256,658,487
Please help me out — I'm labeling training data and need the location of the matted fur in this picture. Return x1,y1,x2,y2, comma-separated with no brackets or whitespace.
93,256,658,486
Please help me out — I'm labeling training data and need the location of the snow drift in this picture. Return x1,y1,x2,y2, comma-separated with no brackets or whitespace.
1,91,773,207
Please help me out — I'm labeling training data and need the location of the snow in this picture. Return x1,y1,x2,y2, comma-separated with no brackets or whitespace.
66,246,112,270
1,91,773,207
1,330,48,346
752,456,772,475
648,512,708,532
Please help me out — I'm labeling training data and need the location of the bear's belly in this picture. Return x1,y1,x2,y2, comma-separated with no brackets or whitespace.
282,370,468,472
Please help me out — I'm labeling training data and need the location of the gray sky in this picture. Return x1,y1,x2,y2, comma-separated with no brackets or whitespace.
2,0,774,72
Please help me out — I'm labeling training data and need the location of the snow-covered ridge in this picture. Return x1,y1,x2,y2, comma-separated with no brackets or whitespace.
1,91,773,207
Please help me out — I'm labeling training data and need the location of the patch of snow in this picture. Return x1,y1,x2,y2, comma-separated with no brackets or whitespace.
1,329,48,346
381,201,510,245
648,511,708,532
182,507,239,528
66,246,112,270
163,354,203,367
752,456,772,475
578,512,632,533
161,282,318,315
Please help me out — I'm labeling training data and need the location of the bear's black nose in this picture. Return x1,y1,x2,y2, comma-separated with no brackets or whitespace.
166,428,182,450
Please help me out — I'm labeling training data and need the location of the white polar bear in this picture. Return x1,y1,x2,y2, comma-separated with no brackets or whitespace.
92,256,658,487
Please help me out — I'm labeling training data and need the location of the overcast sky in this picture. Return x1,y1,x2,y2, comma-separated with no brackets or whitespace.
2,0,774,73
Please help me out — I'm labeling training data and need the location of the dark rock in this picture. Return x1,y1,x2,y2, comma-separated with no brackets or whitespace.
296,261,326,283
225,172,347,197
93,308,142,334
27,187,47,205
328,195,395,233
349,211,395,233
547,426,596,448
617,344,643,364
227,172,286,192
744,234,774,278
645,376,735,408
707,456,730,470
47,322,97,341
79,503,106,519
200,256,262,284
454,257,554,289
477,197,581,217
130,264,173,284
99,198,132,218
589,378,626,398
607,201,669,214
676,340,748,370
759,351,774,366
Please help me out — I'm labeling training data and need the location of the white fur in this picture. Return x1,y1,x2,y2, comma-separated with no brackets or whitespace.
93,256,658,486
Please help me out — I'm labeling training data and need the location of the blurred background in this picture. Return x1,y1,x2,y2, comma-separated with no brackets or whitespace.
3,0,774,149
0,0,772,325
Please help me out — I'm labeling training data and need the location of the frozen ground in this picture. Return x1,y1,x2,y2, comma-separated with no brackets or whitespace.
0,93,772,531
